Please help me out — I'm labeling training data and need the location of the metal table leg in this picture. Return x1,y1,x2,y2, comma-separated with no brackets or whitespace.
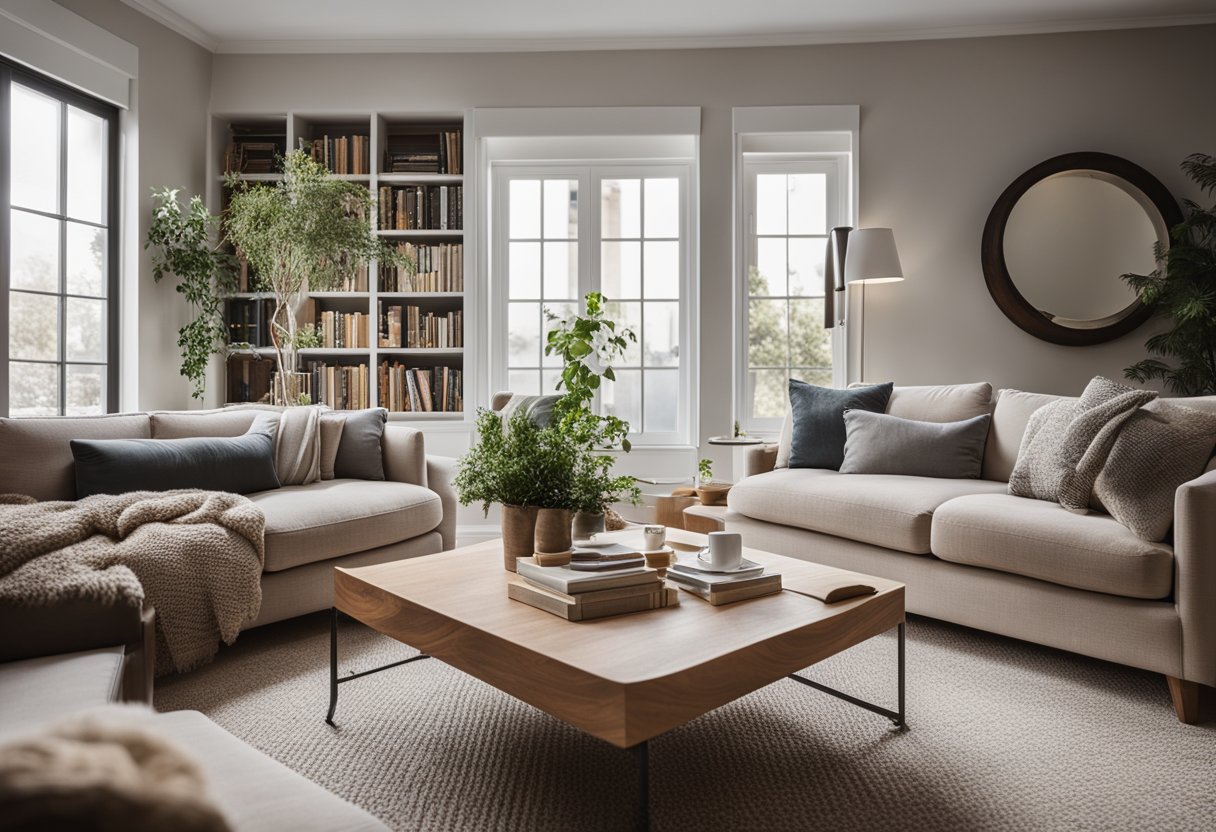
325,607,432,727
632,740,649,831
788,622,906,728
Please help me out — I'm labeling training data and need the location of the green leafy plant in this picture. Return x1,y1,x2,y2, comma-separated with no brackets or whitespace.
698,458,713,484
1123,153,1216,396
293,323,323,349
145,188,238,398
224,150,412,404
454,409,580,515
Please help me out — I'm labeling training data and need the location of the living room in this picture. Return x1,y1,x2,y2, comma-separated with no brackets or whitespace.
0,0,1214,829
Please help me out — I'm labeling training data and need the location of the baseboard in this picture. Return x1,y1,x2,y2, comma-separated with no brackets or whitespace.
455,524,500,547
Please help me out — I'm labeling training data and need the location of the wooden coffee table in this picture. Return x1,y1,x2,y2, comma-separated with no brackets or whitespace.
327,530,905,829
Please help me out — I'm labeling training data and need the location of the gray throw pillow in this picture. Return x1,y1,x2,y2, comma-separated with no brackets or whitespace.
1091,400,1216,541
840,411,992,479
499,394,560,428
1008,376,1157,511
333,408,388,481
71,415,280,498
788,380,894,470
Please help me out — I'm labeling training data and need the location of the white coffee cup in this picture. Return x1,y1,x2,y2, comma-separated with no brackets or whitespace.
706,531,743,570
643,524,666,551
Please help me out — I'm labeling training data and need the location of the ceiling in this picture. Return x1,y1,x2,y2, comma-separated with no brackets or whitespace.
119,0,1216,53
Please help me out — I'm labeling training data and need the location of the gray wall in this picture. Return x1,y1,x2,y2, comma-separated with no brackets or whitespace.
55,0,213,410
208,25,1215,442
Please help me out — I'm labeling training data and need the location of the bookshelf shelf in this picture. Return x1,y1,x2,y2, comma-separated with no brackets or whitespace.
212,110,469,418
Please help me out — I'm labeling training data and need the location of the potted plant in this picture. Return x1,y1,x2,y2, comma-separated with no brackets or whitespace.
223,149,410,405
145,189,239,400
1122,153,1216,395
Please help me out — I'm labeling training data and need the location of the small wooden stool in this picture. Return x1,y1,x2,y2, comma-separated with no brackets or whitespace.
683,503,728,534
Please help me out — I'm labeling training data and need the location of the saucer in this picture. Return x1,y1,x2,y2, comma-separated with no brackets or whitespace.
639,545,675,556
678,554,763,575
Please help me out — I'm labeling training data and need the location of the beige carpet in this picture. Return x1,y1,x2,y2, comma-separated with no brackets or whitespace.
155,612,1214,831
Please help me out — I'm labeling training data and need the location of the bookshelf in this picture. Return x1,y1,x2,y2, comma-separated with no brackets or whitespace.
208,111,469,420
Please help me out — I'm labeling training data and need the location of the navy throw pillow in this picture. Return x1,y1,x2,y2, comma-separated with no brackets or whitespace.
71,415,280,498
788,380,894,470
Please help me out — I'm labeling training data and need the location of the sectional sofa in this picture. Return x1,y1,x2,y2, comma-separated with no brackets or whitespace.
725,383,1216,723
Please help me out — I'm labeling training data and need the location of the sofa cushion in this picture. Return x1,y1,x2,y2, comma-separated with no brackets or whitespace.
727,467,1006,554
840,410,991,479
0,647,125,740
932,493,1174,599
0,413,151,501
982,389,1069,482
249,479,442,571
149,406,278,439
333,408,389,481
788,380,893,470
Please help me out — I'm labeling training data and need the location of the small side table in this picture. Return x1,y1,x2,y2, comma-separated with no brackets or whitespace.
683,503,727,534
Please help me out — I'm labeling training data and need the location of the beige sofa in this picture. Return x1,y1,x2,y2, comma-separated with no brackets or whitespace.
725,383,1216,724
0,408,458,678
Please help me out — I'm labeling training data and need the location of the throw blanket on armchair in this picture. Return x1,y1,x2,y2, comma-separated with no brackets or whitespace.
0,491,264,675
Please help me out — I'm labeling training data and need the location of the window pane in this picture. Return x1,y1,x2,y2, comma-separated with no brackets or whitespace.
643,301,679,367
755,237,786,297
792,367,834,387
644,370,679,434
601,241,641,299
542,241,577,299
642,241,679,299
605,301,641,366
10,84,60,214
509,180,540,239
601,368,641,430
10,292,59,361
67,106,106,224
507,369,540,397
10,211,60,292
66,364,105,416
508,242,540,299
66,297,106,362
749,369,788,420
542,179,577,239
755,174,787,236
644,178,679,238
542,301,576,368
748,299,787,368
601,178,640,239
9,361,60,417
788,173,827,235
507,302,540,367
788,237,825,297
66,222,106,297
789,299,832,368
541,369,562,395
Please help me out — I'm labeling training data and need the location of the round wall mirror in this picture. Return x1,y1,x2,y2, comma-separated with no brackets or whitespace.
981,152,1182,346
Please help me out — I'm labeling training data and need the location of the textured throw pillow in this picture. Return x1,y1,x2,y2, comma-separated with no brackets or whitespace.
1091,400,1216,541
499,394,560,428
318,412,346,481
840,411,992,479
1008,376,1157,511
333,408,388,481
788,380,894,470
72,415,280,498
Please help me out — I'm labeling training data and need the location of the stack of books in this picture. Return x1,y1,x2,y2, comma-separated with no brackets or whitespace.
568,542,645,571
666,554,782,606
511,555,679,621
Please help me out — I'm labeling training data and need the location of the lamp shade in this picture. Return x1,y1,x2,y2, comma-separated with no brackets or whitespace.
844,228,904,284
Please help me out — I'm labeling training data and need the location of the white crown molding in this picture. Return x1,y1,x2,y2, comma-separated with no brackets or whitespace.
209,13,1216,54
118,0,218,51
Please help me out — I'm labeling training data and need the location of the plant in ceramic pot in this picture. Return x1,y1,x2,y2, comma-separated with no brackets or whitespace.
223,149,411,405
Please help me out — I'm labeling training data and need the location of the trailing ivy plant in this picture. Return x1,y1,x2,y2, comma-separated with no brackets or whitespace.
145,188,238,399
1123,153,1216,396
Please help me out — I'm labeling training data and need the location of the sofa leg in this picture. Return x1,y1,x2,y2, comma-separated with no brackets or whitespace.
1166,676,1199,724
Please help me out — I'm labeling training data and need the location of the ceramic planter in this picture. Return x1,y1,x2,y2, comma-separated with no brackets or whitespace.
501,504,540,571
534,507,573,554
571,510,606,540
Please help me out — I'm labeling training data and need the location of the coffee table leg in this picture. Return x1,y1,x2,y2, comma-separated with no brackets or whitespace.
788,621,906,728
326,607,339,726
631,741,649,830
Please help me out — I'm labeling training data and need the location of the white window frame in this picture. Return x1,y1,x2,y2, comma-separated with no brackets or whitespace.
739,153,850,435
490,159,696,447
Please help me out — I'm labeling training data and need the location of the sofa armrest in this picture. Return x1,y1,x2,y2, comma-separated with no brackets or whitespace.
382,424,427,487
426,455,458,550
1174,467,1216,687
739,443,779,478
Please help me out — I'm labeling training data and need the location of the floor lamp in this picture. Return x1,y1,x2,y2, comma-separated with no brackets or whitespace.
841,228,904,383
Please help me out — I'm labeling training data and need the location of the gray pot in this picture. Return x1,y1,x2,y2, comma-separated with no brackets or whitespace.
571,511,606,540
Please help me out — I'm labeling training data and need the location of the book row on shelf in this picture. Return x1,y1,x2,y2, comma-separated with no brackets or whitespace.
236,263,369,294
382,243,464,292
318,310,371,349
384,129,461,175
381,306,463,349
224,125,285,174
378,185,463,231
309,134,370,175
380,363,463,413
302,361,370,411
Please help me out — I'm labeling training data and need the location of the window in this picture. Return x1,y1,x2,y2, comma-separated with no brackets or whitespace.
1,60,118,417
741,156,848,432
493,163,692,445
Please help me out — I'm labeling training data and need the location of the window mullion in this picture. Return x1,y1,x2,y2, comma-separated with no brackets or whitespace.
58,98,68,415
0,68,11,417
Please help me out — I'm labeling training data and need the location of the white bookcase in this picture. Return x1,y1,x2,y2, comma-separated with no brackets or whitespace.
206,110,472,422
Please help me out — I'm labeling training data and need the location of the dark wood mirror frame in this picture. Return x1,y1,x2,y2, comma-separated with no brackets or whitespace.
981,151,1183,347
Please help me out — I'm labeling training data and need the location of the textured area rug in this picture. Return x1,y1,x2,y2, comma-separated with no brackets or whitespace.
155,612,1214,831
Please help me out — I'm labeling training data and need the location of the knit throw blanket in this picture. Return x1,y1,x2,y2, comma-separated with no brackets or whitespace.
0,491,264,675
